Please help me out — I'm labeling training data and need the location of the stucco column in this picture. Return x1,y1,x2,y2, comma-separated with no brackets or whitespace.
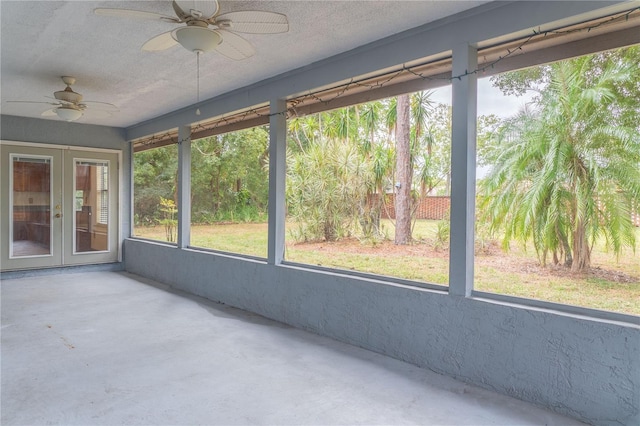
267,98,287,265
177,125,191,249
449,43,477,297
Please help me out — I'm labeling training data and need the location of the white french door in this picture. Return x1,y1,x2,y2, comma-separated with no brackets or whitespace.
1,143,119,271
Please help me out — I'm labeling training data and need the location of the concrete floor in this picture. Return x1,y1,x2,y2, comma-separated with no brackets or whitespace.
1,271,584,425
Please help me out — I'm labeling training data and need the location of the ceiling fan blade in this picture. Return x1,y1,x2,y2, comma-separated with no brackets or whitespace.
215,11,288,34
142,31,179,51
81,101,119,112
214,30,255,60
7,100,60,106
94,8,180,23
175,0,219,19
41,109,57,117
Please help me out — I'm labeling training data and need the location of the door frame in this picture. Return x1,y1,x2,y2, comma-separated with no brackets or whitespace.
1,140,123,271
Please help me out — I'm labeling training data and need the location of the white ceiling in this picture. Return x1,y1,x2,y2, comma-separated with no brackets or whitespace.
0,1,488,128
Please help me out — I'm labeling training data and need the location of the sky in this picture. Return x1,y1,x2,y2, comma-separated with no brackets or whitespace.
429,76,536,118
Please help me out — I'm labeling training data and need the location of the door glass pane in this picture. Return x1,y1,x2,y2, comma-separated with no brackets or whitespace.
11,156,52,257
74,160,109,253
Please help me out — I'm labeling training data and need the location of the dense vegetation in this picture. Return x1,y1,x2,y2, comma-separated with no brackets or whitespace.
134,127,269,226
479,46,640,272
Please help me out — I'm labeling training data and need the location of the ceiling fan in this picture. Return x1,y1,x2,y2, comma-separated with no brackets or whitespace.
7,76,118,122
94,0,289,60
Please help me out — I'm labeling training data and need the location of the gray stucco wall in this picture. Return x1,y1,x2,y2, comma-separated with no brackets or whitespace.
124,239,639,426
1,115,125,150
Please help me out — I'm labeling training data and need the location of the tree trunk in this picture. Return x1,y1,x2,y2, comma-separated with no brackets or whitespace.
555,222,572,267
395,94,412,245
571,219,590,272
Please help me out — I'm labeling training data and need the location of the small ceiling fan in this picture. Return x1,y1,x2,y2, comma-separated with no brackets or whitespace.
94,0,289,60
6,76,118,122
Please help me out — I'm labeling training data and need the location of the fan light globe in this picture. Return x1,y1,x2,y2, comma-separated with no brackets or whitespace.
174,26,221,53
56,107,83,122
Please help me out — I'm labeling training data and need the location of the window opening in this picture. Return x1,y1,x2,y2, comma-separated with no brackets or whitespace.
284,90,452,286
133,144,179,243
474,45,640,315
190,125,270,258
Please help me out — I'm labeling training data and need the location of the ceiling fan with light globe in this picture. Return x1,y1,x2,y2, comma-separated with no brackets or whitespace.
95,0,289,116
94,0,289,59
6,76,119,122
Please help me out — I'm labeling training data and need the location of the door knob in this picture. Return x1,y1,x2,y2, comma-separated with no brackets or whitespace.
55,213,62,218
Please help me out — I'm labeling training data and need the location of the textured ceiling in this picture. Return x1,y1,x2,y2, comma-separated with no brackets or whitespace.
1,1,488,128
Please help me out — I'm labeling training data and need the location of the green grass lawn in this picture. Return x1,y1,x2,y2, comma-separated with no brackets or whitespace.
134,220,640,315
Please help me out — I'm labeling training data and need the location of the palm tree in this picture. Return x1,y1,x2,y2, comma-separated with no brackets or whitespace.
479,50,640,273
288,115,319,154
358,100,388,237
394,94,412,244
286,128,372,242
286,92,444,244
386,91,434,244
359,101,382,154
